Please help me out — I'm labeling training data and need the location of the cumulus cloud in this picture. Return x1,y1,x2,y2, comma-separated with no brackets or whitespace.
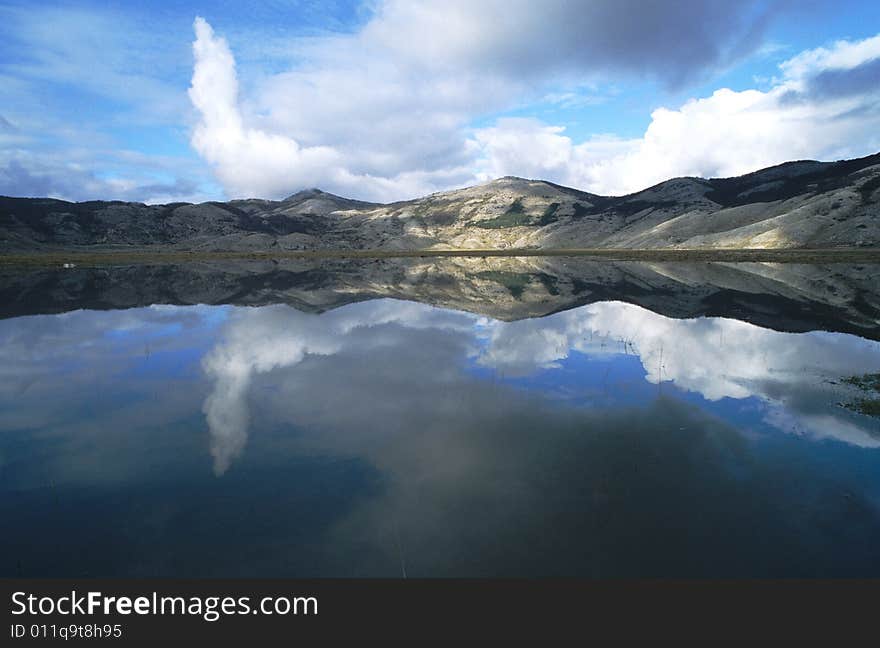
187,2,796,201
189,17,342,200
190,5,880,202
475,34,880,194
189,17,476,202
4,2,879,203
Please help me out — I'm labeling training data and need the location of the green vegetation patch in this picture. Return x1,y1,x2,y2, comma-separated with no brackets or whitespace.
474,198,535,229
571,202,592,219
858,174,880,203
474,198,566,228
473,270,561,299
839,373,880,418
841,373,880,392
535,272,560,295
850,399,880,417
538,203,560,226
475,270,532,299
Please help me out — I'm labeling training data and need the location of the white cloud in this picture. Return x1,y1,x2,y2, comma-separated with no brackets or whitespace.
189,17,478,202
187,5,880,202
4,2,878,203
475,34,880,195
779,33,880,80
187,2,790,201
189,17,340,199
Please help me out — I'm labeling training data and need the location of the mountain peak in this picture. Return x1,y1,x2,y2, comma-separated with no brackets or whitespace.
282,188,325,202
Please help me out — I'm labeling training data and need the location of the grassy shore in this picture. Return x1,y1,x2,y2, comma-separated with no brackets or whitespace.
2,247,880,267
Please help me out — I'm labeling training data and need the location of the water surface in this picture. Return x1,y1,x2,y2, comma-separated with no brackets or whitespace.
1,259,879,577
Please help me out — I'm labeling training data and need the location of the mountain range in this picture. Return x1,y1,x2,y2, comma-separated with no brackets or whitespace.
2,152,879,252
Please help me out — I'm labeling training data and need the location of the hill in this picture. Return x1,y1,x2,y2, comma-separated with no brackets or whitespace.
2,152,879,252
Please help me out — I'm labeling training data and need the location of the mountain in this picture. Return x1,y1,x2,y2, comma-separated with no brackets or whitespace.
2,152,879,252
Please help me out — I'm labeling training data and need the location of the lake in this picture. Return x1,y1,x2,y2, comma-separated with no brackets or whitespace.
1,257,879,577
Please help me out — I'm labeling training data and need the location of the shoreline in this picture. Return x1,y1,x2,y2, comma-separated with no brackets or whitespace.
2,247,880,267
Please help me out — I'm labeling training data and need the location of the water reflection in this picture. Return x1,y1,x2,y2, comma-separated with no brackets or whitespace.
3,258,880,340
203,299,880,476
202,301,475,474
1,298,879,577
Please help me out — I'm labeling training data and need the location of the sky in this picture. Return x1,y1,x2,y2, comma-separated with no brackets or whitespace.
1,0,880,204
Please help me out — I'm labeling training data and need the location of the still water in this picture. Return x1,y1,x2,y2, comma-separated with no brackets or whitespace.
1,260,879,577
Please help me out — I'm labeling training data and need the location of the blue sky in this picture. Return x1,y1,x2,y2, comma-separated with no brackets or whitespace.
1,0,880,203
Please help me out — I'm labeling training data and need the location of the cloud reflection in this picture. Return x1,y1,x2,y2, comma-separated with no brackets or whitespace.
477,301,880,446
201,301,476,474
201,298,880,476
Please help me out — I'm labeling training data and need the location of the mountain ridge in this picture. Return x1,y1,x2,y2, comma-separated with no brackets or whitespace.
2,152,879,252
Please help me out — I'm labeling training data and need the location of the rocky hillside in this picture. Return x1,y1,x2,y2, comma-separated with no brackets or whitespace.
2,153,879,252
